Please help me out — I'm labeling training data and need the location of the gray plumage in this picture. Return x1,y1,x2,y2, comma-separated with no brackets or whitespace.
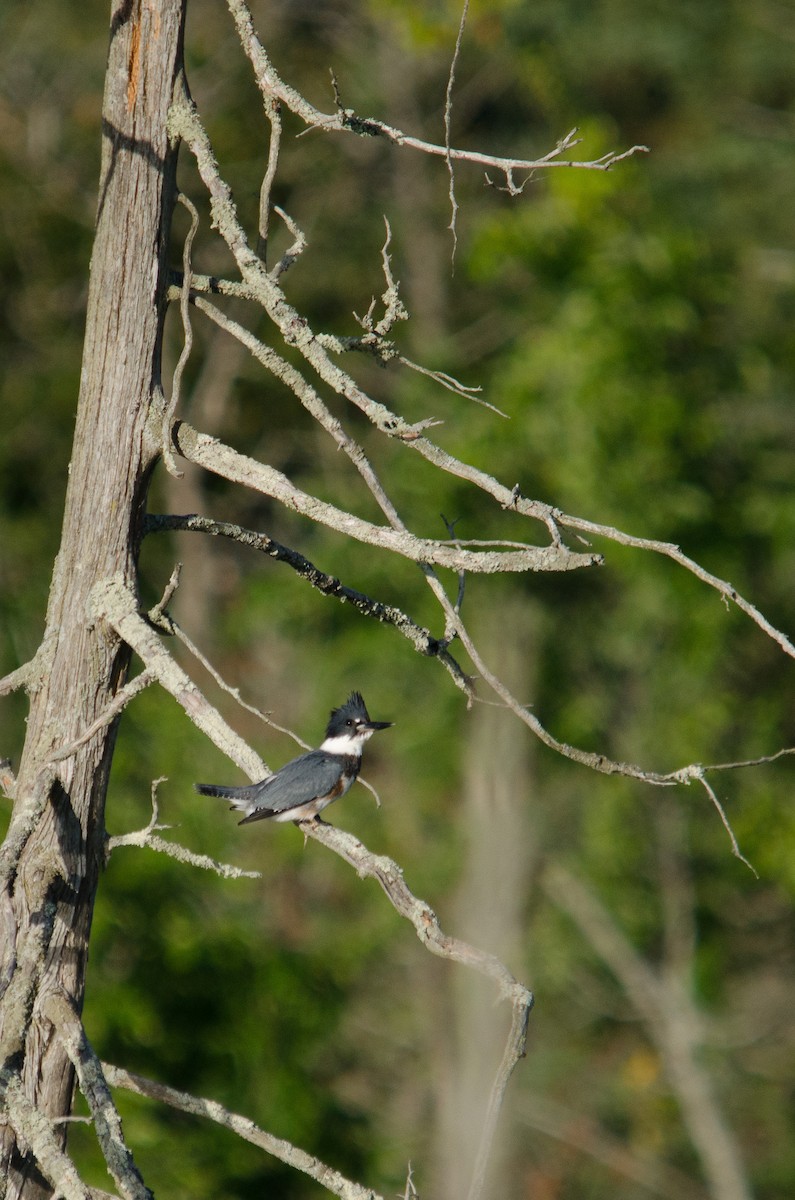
195,691,391,824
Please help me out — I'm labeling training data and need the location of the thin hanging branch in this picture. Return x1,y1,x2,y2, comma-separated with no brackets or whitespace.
161,192,199,477
444,0,470,262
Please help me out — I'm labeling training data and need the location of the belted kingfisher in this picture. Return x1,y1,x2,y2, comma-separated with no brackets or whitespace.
194,691,392,824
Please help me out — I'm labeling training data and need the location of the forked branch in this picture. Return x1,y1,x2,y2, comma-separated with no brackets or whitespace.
225,0,648,187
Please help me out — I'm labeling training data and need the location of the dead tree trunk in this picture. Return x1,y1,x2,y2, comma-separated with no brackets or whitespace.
0,3,185,1195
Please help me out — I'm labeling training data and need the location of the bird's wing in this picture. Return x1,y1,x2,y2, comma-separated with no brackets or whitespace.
240,750,345,822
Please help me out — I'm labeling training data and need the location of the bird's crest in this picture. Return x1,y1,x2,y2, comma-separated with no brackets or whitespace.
329,691,370,725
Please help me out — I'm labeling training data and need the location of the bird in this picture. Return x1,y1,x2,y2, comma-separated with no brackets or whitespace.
194,691,392,824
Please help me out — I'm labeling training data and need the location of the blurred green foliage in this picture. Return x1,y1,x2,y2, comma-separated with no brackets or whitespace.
2,0,794,1197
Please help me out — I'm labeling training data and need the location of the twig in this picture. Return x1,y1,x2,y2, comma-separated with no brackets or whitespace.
397,356,505,416
402,1162,419,1200
225,0,648,182
269,204,307,279
49,671,155,763
440,513,466,641
148,562,182,627
693,773,758,877
444,0,470,265
107,778,260,880
109,829,261,880
162,193,199,477
0,659,34,697
556,510,795,662
101,1063,384,1200
256,93,282,263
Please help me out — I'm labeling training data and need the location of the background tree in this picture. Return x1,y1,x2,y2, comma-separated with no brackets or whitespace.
1,2,794,1199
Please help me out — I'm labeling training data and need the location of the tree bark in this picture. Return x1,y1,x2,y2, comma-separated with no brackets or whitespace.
0,2,185,1195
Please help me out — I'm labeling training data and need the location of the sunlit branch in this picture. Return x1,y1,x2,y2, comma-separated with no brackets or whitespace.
225,0,647,183
557,511,795,661
165,81,584,546
0,661,34,697
256,92,281,263
171,420,594,575
48,671,155,763
443,0,470,261
102,1063,382,1200
167,79,792,670
91,576,266,780
108,779,261,881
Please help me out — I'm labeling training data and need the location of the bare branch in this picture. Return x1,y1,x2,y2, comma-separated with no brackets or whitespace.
90,576,267,780
144,512,473,693
162,192,199,478
704,746,795,772
172,420,595,575
163,68,603,554
402,1163,419,1200
145,603,318,744
107,778,260,880
101,1063,384,1200
224,0,647,180
444,1,470,263
48,671,155,763
0,660,34,697
397,356,505,416
256,93,282,263
410,573,791,836
693,773,758,877
168,90,789,673
557,510,795,661
110,829,261,880
44,991,152,1200
269,204,307,279
148,561,183,627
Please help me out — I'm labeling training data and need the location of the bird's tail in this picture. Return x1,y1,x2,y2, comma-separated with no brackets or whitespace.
194,782,258,815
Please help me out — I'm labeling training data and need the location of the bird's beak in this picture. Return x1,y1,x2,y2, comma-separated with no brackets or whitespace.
366,720,393,731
